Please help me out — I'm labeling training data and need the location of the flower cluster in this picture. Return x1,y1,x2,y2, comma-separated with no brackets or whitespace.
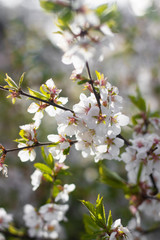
28,78,68,121
23,203,68,239
121,133,160,183
25,73,129,164
46,73,129,163
50,1,115,74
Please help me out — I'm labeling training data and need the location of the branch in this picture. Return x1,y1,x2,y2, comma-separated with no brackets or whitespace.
4,140,77,154
118,134,131,146
86,62,101,111
149,173,159,195
0,85,74,113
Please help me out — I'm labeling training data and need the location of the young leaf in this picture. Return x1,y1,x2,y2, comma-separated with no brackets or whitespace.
4,74,18,89
107,210,113,232
99,165,127,190
83,214,101,235
19,73,25,87
129,87,146,112
77,79,89,85
41,147,54,169
96,195,106,226
40,0,64,12
34,163,52,175
82,197,107,229
43,173,53,182
41,147,47,163
63,147,70,155
28,87,48,101
52,185,60,198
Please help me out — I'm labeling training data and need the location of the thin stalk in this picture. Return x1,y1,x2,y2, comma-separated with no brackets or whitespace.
0,85,74,113
86,62,101,111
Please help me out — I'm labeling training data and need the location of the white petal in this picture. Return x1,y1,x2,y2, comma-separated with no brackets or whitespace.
46,78,55,89
45,106,56,117
28,102,39,113
18,150,30,162
29,150,36,161
117,114,129,126
47,134,60,142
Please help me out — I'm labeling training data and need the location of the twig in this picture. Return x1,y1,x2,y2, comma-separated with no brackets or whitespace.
0,85,74,113
85,62,101,111
149,173,159,195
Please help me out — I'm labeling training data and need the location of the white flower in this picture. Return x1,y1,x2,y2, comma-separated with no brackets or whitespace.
110,219,132,240
47,134,70,162
0,164,8,177
0,208,12,230
23,204,43,238
27,102,44,121
31,169,43,191
39,203,69,222
18,143,36,162
55,184,76,203
95,134,124,162
56,111,85,137
121,133,160,182
109,113,129,136
43,220,60,239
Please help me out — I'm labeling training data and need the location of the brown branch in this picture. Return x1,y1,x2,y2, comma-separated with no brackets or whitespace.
4,140,77,154
0,85,74,113
86,62,101,111
149,173,159,195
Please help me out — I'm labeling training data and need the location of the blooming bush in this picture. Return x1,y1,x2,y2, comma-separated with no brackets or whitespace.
0,0,160,240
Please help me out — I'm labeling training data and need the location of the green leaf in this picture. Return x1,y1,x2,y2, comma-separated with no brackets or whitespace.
41,147,47,162
59,7,73,24
19,72,25,87
83,214,101,235
96,4,118,24
4,74,18,89
99,165,127,190
34,163,52,175
129,87,146,112
136,162,143,184
28,87,48,101
40,0,64,12
77,79,89,85
96,195,106,226
52,185,60,198
81,196,106,229
107,210,113,232
39,85,50,98
43,173,53,182
63,147,70,155
47,153,54,169
41,147,54,169
81,200,96,218
131,113,142,125
96,4,108,17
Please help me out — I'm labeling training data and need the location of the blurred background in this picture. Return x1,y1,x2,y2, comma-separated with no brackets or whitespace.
0,0,160,239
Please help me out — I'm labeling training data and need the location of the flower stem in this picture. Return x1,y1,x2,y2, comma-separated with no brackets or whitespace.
86,62,101,111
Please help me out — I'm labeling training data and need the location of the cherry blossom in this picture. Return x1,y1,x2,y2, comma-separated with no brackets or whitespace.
55,184,76,203
39,203,69,222
31,169,43,191
0,208,12,230
110,219,132,240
